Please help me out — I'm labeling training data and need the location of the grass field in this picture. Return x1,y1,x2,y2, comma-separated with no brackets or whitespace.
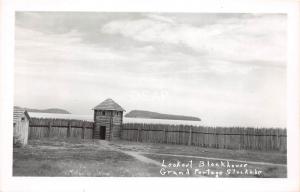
13,138,287,177
13,139,159,176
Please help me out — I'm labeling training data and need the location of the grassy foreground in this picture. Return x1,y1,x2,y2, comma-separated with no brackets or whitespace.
13,138,286,177
13,139,158,176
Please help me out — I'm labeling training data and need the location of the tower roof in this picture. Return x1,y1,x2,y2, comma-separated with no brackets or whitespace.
93,98,125,111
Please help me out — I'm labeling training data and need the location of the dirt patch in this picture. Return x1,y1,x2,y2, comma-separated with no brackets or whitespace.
110,140,287,164
99,140,161,166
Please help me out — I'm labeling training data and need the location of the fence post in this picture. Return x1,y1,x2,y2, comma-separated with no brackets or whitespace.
82,123,85,139
188,127,192,146
48,121,52,138
92,123,95,139
67,121,71,138
276,129,280,150
137,126,140,142
163,127,167,144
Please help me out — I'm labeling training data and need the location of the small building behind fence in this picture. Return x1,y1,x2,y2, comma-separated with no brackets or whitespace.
13,106,30,147
93,98,125,140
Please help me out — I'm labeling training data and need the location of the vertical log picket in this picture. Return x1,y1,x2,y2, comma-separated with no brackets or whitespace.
137,126,140,142
82,123,85,139
163,127,167,144
48,121,52,137
67,121,71,138
188,126,192,146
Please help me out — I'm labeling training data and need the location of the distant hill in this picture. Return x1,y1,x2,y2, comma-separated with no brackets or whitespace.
15,106,71,114
125,110,201,121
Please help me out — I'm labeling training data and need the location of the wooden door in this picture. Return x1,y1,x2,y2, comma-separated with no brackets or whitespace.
100,126,106,140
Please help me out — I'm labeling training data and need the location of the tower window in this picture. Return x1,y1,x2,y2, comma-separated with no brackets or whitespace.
21,117,25,121
102,111,105,116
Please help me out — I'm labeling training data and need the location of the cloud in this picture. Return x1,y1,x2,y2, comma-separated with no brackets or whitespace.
101,14,286,64
146,14,176,24
14,13,286,127
15,26,129,74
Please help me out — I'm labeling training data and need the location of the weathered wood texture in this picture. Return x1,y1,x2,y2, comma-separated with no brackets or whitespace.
13,113,30,146
29,118,94,139
121,123,287,152
94,110,123,140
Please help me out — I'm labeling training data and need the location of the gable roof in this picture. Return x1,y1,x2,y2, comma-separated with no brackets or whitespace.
93,98,125,111
13,106,30,123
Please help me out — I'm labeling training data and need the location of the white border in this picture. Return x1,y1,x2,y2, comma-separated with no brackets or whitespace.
1,0,299,192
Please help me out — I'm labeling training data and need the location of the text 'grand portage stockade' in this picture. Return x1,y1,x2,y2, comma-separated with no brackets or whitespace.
11,12,289,180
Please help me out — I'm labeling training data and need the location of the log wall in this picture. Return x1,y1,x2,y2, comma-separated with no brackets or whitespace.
121,123,287,152
29,118,94,139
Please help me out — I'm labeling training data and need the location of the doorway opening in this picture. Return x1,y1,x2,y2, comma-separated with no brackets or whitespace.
100,126,106,140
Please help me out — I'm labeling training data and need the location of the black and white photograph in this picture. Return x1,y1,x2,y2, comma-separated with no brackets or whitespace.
12,11,287,177
0,0,300,192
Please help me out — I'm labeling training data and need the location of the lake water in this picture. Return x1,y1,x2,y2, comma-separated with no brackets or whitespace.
28,112,203,126
28,112,285,128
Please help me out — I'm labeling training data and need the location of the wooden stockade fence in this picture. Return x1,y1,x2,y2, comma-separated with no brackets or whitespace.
29,118,94,139
29,118,287,152
121,123,287,152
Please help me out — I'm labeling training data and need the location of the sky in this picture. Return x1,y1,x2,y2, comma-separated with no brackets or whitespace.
14,12,286,127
